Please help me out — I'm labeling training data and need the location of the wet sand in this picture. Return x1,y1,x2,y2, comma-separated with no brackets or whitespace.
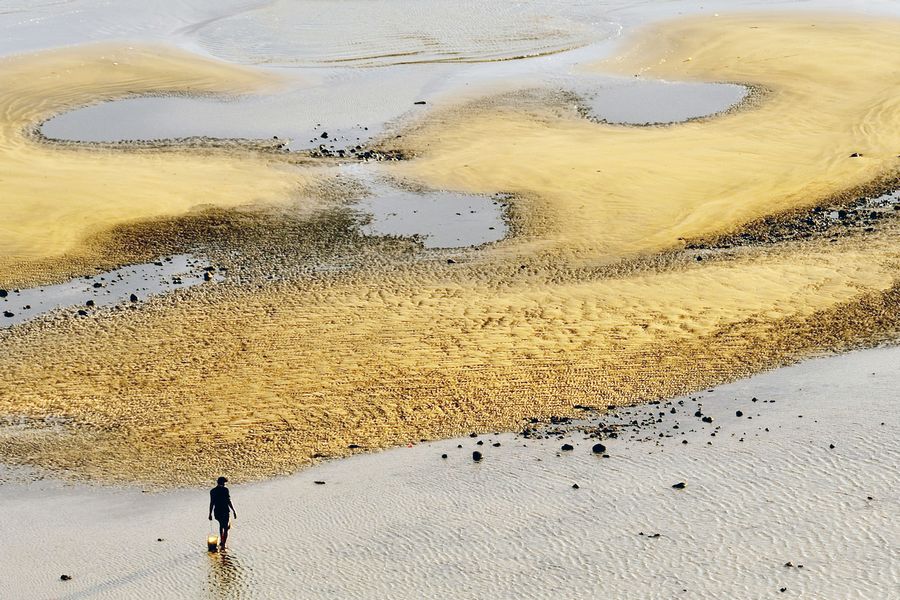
2,346,897,598
1,14,900,484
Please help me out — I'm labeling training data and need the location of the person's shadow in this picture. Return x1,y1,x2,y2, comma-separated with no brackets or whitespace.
207,549,248,599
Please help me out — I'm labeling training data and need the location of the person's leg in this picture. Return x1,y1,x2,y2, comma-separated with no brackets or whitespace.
218,518,229,547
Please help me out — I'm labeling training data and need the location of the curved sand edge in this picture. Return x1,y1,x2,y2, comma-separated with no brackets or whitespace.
2,13,900,484
1,345,896,598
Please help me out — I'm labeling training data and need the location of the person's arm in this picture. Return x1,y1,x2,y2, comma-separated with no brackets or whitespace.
209,492,214,520
229,498,236,519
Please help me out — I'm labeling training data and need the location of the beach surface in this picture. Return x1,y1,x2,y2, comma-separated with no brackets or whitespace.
1,2,900,597
1,12,899,484
2,346,897,598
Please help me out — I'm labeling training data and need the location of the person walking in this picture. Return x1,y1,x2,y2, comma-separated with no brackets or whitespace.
209,476,237,549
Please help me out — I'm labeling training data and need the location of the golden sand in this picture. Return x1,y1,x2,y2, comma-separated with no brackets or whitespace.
0,44,310,288
1,14,899,484
392,14,900,262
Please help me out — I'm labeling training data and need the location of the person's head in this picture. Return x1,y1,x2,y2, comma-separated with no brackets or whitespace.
216,476,228,486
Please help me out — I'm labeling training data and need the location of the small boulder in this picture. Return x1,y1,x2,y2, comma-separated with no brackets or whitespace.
560,443,574,451
736,410,743,417
60,575,72,581
472,451,483,462
591,443,607,454
672,481,687,489
571,483,579,489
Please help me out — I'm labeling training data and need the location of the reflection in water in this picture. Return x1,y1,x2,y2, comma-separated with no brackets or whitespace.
207,550,249,599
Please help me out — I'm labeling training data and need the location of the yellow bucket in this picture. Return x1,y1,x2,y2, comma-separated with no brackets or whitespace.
207,534,219,552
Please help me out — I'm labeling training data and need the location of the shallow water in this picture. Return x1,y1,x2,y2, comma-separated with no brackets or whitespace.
0,255,218,328
41,79,749,147
2,346,897,599
578,79,748,125
357,184,508,248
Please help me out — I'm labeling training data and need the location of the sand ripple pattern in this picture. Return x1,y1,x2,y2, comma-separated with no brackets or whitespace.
190,0,616,66
2,347,897,599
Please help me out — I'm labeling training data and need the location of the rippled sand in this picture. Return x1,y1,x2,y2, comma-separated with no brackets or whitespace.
2,346,897,598
188,0,615,66
1,14,900,484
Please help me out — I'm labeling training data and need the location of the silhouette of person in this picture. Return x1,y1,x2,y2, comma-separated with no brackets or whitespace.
208,476,237,549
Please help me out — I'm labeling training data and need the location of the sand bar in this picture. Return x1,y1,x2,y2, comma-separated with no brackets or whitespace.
1,14,900,484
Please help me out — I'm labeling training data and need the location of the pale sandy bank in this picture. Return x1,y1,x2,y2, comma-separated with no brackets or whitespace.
2,346,897,599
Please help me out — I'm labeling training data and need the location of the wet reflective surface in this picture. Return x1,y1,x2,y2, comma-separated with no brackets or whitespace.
356,178,508,248
0,255,218,328
578,79,748,125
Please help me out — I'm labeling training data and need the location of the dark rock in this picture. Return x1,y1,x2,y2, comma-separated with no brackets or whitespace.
472,451,483,462
702,416,714,423
348,444,361,449
469,433,478,438
476,440,483,445
849,152,862,157
571,483,579,489
492,442,501,447
591,443,606,454
320,132,328,139
829,443,835,449
672,481,686,489
60,575,72,581
129,294,138,302
86,300,95,307
560,443,574,451
446,258,456,264
0,289,6,297
314,481,326,485
441,454,447,459
413,100,427,105
457,444,463,448
77,310,88,316
694,410,702,417
203,272,214,281
2,311,12,318
736,410,743,417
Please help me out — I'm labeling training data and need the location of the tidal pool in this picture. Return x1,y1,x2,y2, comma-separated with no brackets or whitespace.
0,255,218,328
577,79,748,125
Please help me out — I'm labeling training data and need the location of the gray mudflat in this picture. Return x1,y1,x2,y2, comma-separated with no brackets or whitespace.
579,79,748,125
0,255,218,328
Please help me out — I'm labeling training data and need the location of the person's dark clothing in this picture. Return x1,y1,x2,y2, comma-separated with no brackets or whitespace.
210,486,231,524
